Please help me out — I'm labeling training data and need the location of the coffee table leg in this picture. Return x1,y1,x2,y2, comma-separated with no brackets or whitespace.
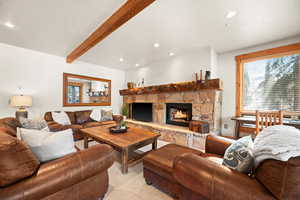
152,139,158,150
84,135,89,149
121,149,129,174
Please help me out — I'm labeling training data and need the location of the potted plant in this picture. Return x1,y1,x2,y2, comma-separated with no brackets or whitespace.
121,103,129,120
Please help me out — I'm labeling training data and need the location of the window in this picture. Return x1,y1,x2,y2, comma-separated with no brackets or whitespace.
236,43,300,116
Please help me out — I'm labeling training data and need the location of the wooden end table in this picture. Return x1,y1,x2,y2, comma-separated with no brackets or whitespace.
81,124,161,174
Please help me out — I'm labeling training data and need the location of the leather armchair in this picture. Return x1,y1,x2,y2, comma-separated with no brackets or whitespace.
173,135,300,200
174,153,273,200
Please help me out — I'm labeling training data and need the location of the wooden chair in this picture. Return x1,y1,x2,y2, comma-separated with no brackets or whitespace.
255,110,283,135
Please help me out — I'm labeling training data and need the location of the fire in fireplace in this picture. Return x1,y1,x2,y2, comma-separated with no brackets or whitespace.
166,103,192,127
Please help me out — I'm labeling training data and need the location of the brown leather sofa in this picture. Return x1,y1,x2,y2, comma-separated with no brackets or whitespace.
143,135,300,200
0,118,115,200
44,110,122,141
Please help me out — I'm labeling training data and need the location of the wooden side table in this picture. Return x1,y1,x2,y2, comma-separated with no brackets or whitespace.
189,120,210,133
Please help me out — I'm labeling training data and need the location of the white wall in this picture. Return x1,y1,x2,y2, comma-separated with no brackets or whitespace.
0,43,126,119
126,47,217,85
125,36,300,137
218,36,300,136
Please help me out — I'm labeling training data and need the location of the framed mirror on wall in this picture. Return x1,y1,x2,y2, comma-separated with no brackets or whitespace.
63,73,111,107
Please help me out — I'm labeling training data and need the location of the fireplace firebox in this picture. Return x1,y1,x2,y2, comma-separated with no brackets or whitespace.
131,103,153,122
166,103,192,127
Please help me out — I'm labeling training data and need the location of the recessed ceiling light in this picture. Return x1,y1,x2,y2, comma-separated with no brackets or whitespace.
4,21,15,28
153,43,160,48
119,58,124,62
135,64,140,67
226,11,237,19
169,52,175,56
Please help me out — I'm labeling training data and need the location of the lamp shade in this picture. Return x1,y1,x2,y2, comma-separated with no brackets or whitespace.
10,95,32,107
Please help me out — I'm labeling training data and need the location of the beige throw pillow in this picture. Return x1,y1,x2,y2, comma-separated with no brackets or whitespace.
19,128,76,162
101,109,113,121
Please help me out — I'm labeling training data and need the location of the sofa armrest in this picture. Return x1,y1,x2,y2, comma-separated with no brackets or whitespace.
173,153,273,199
205,134,235,156
47,121,69,132
0,144,115,200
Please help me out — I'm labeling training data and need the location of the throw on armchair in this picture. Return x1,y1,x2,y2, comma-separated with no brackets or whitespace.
0,118,115,200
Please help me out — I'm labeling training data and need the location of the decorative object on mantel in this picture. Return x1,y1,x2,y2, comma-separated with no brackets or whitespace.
189,120,210,134
195,72,198,82
200,70,203,83
10,95,32,120
127,82,134,89
119,79,222,96
205,71,211,80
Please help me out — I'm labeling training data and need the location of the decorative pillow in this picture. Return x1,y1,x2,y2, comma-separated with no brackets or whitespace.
19,118,49,131
0,132,40,187
222,136,254,174
19,128,76,162
101,109,113,121
51,111,71,125
90,109,102,122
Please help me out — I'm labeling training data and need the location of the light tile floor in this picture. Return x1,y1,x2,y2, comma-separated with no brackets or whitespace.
76,140,173,200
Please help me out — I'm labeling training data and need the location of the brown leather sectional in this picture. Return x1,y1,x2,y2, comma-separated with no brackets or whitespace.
144,135,300,200
0,118,115,200
44,110,122,141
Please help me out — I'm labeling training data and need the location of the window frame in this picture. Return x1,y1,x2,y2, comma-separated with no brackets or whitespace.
235,42,300,117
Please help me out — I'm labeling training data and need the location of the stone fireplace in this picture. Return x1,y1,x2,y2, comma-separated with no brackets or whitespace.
121,80,223,133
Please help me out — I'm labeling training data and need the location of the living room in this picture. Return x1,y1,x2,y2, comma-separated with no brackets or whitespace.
1,0,300,200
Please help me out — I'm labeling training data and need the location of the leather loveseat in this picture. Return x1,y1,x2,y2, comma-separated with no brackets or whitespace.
44,110,122,141
143,134,300,200
0,118,115,200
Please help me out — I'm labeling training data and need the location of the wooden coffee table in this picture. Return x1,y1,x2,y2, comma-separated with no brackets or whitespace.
81,124,161,174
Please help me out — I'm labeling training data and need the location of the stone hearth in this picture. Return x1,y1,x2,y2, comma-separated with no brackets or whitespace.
123,89,222,133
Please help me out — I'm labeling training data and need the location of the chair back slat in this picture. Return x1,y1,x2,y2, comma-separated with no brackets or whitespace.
255,110,283,135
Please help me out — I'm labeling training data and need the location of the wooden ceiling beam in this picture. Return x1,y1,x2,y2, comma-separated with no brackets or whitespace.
66,0,156,63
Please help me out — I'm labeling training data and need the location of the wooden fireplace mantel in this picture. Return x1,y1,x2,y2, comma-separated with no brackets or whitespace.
120,79,222,96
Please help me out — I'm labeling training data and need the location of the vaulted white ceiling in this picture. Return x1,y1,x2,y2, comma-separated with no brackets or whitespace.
1,0,300,70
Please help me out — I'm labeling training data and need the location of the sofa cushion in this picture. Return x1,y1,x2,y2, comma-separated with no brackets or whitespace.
143,144,221,180
0,132,40,187
255,157,300,200
84,121,115,128
75,110,92,124
44,112,76,124
65,125,84,141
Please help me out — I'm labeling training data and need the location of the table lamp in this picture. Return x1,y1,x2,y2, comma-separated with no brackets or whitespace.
10,95,32,120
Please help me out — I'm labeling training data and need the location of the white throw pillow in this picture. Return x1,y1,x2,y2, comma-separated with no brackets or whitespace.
19,128,76,162
51,111,71,125
90,109,102,122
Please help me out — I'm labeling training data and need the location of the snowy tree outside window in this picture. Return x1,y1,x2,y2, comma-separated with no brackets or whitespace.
243,54,300,111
